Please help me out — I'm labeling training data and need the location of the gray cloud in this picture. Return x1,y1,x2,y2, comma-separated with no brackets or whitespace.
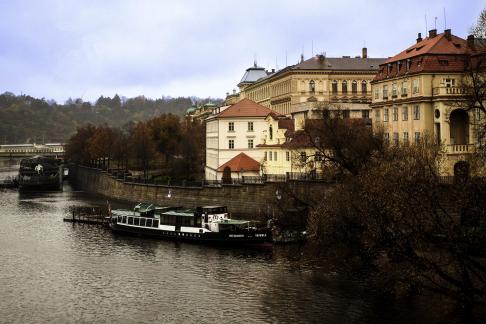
0,0,483,102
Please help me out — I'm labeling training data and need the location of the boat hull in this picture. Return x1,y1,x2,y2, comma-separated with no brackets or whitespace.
109,222,272,245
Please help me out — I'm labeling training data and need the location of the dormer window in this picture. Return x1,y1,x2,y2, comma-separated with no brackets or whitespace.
269,125,273,140
309,80,315,92
387,64,392,74
397,61,401,72
406,59,411,71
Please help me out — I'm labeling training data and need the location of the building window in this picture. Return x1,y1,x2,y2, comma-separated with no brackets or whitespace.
332,80,338,94
401,81,408,95
402,105,408,121
264,152,267,161
393,132,399,146
413,105,420,120
269,151,272,161
248,139,253,149
375,109,381,121
384,133,390,144
406,59,411,71
274,151,277,161
362,110,370,119
300,152,307,162
413,79,419,93
414,132,421,144
309,80,315,92
342,110,350,119
392,83,397,97
269,125,273,140
361,81,367,94
403,132,409,145
315,151,322,161
286,151,290,161
352,80,358,94
228,122,234,132
393,106,398,121
383,85,388,99
247,122,253,131
384,108,389,122
228,139,234,149
444,78,455,88
374,86,379,99
342,81,348,94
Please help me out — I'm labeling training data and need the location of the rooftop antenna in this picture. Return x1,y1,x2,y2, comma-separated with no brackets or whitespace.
253,53,257,67
312,40,314,56
275,56,279,70
443,7,447,29
285,50,288,67
434,16,437,29
425,14,428,35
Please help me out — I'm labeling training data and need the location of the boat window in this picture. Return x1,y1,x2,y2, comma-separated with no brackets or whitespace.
140,218,146,227
118,216,122,223
134,218,140,226
122,216,127,223
146,219,152,227
152,220,159,228
128,217,133,225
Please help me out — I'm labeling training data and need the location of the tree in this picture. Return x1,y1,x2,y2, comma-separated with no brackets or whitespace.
129,122,156,180
470,8,486,39
65,124,97,164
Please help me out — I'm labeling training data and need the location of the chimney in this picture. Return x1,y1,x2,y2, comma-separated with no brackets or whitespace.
300,54,304,63
233,89,236,94
444,29,452,40
467,35,475,49
318,54,325,62
271,68,275,73
429,29,437,38
362,47,368,59
416,32,423,43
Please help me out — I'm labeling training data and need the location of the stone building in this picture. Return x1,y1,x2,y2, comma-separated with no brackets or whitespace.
204,99,281,181
370,29,486,175
226,49,387,128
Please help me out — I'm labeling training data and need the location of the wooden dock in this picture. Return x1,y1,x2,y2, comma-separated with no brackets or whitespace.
63,206,110,226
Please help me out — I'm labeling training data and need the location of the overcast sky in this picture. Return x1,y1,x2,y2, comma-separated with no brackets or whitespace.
0,0,483,103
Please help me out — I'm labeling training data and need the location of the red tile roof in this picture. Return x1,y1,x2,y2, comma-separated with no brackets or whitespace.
373,32,486,82
217,98,279,118
385,33,470,63
217,153,261,172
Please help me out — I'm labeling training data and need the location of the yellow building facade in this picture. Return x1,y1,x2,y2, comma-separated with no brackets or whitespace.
371,29,485,175
227,49,387,127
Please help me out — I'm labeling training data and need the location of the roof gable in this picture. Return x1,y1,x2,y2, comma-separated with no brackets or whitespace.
217,99,279,118
217,153,260,172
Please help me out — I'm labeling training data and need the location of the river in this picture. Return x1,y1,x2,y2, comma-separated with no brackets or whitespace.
0,163,430,323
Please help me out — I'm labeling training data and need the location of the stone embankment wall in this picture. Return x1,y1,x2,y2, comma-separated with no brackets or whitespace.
71,166,331,218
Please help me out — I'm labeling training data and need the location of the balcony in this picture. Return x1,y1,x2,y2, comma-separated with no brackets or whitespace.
446,144,475,154
433,87,466,96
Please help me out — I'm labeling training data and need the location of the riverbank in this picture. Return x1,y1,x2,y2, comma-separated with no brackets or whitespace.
69,165,331,219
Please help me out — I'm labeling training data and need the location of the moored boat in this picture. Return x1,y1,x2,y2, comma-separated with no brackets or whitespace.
18,155,62,191
110,203,272,244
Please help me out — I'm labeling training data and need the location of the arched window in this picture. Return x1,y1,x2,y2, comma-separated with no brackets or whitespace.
309,80,315,92
351,80,358,94
342,81,348,94
361,81,367,94
332,80,338,94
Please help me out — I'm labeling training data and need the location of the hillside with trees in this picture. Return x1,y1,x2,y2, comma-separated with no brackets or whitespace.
0,92,220,143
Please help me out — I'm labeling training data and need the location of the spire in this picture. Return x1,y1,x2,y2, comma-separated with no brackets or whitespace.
300,53,304,63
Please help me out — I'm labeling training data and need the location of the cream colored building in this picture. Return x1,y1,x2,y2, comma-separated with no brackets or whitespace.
371,29,485,175
226,49,387,128
257,115,325,177
205,99,279,181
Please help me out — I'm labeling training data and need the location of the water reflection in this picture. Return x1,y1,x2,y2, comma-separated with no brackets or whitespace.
0,178,382,323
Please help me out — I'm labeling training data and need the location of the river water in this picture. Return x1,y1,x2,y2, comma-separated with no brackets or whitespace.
0,164,425,323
